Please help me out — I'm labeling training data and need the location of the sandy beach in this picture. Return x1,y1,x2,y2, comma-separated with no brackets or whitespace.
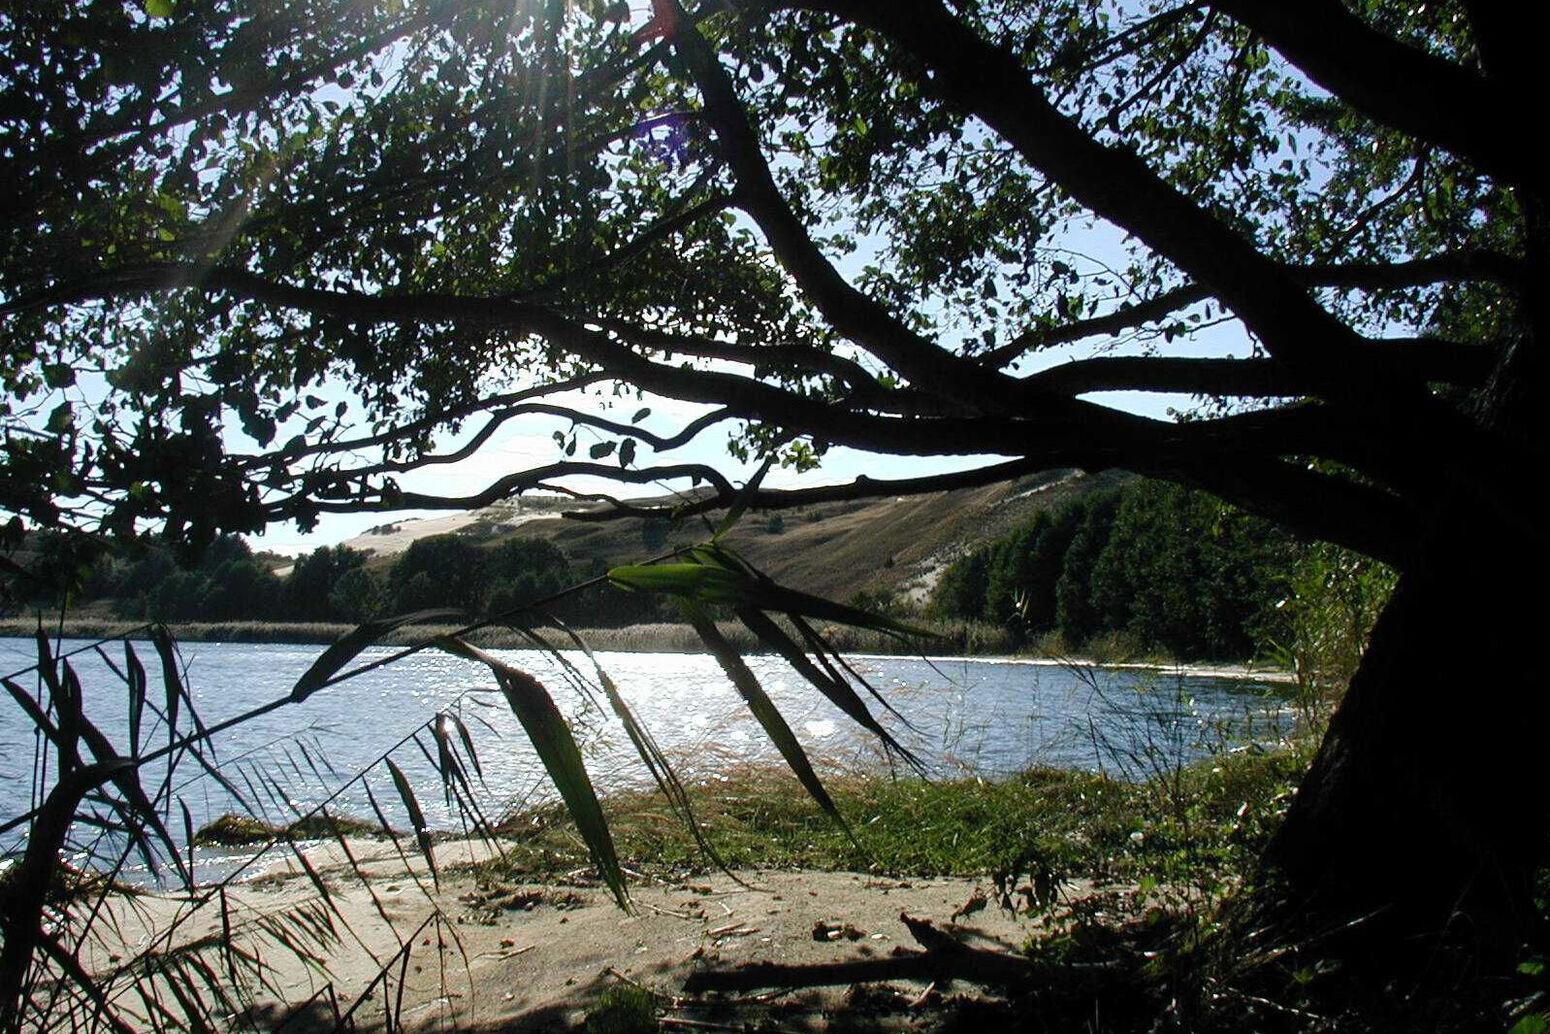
71,836,1067,1032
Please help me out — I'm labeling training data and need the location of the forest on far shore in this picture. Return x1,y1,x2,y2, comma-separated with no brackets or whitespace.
927,478,1391,660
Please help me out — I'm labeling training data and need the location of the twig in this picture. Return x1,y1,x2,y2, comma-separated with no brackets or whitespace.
640,901,704,921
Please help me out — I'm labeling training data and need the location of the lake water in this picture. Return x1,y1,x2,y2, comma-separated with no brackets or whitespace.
0,635,1289,877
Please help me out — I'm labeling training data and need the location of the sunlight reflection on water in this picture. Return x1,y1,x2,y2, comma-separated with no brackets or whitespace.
0,638,1290,870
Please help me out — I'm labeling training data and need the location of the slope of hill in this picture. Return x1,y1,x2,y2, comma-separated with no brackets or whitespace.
343,469,1128,611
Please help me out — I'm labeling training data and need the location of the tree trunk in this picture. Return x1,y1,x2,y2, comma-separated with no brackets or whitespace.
1263,191,1550,967
1260,510,1549,965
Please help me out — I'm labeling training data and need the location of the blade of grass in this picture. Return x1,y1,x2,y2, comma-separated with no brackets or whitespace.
538,617,744,883
734,607,923,773
446,712,485,785
291,609,465,702
125,642,146,758
437,638,629,907
363,781,435,902
714,455,774,539
788,613,917,727
683,603,857,845
180,801,196,883
384,757,437,887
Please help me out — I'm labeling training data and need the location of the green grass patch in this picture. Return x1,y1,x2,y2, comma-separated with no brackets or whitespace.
584,986,657,1034
194,812,384,845
483,746,1311,892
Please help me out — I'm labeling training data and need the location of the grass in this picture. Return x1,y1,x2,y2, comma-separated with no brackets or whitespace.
194,812,385,845
584,986,657,1034
474,747,1550,1034
481,746,1312,894
471,747,1337,1033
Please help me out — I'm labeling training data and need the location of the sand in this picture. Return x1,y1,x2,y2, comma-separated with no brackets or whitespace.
69,837,1068,1032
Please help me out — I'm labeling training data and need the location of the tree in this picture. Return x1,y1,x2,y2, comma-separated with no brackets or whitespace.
1,0,1542,964
387,534,486,611
283,543,368,620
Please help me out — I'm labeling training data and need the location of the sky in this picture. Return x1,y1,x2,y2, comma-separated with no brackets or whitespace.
228,1,1264,555
250,317,1253,555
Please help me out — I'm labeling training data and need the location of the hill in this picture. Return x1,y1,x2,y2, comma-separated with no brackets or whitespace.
341,469,1128,611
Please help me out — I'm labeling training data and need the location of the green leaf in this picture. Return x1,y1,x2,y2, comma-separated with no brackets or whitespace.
292,609,465,701
1509,1015,1549,1034
613,544,935,641
542,619,740,882
45,402,74,435
437,638,628,907
126,641,146,756
715,456,774,539
607,562,746,602
446,712,485,783
144,0,173,17
684,602,857,845
384,757,437,886
735,607,919,770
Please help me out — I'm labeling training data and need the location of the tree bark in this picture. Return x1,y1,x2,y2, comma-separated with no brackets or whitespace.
1261,467,1549,967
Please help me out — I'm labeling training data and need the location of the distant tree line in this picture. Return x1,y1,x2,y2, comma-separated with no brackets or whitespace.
6,532,669,627
932,479,1308,660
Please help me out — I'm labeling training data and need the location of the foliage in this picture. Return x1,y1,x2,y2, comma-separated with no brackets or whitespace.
0,0,1525,568
1,0,1543,1021
483,744,1310,895
1260,541,1397,722
933,479,1297,660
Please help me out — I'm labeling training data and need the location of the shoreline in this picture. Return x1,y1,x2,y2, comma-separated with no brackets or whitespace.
29,744,1313,1031
0,618,1293,681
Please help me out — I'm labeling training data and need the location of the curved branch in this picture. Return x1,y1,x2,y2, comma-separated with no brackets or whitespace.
560,458,1053,521
1020,340,1494,397
590,318,882,390
520,191,735,298
1210,0,1531,188
1163,459,1418,567
320,404,735,480
663,1,1051,417
790,0,1427,406
235,374,610,468
985,251,1521,367
286,461,741,515
3,261,1131,456
987,283,1209,364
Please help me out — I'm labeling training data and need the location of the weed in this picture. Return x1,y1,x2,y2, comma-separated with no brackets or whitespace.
585,985,658,1034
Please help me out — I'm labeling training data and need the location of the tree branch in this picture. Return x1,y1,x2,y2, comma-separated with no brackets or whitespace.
559,458,1053,521
985,251,1521,367
662,0,1056,418
306,405,734,481
790,0,1429,407
519,190,736,298
1211,0,1531,188
1020,340,1493,397
287,461,741,516
234,374,610,468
